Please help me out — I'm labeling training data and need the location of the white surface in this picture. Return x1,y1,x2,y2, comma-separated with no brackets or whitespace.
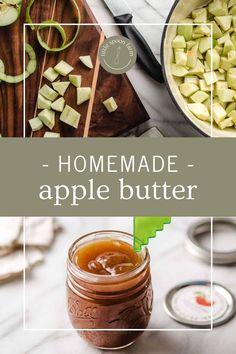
0,217,235,353
86,0,202,137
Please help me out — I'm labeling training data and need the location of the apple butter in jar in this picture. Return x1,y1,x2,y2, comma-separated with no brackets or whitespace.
67,230,153,349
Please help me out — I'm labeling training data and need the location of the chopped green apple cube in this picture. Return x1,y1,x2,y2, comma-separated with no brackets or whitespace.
194,25,211,37
213,102,227,124
29,117,43,132
171,64,188,77
229,109,236,119
210,21,223,39
54,60,74,76
172,35,186,49
218,88,235,102
77,87,92,105
188,59,205,75
38,109,55,130
203,71,218,85
208,0,228,16
220,57,233,71
215,16,232,31
226,102,236,114
227,70,236,89
37,93,51,110
177,19,193,41
214,97,227,109
39,84,58,101
215,71,225,81
219,117,234,129
215,81,228,95
184,76,199,85
199,37,211,54
69,75,82,87
79,55,93,69
44,132,60,138
199,79,212,92
206,49,220,70
51,97,65,112
52,81,70,96
223,39,235,56
60,105,81,129
186,43,198,68
228,50,236,65
188,103,210,120
192,8,207,23
217,33,230,45
179,83,199,98
175,52,187,66
215,45,223,55
103,97,118,113
190,91,209,103
204,60,211,72
43,67,59,82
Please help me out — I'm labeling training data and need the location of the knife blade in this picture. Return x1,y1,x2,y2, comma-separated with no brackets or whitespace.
103,0,164,83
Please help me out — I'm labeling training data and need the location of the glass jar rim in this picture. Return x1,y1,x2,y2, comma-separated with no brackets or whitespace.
67,230,149,284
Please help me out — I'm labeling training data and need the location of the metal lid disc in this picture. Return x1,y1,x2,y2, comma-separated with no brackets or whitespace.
164,281,236,328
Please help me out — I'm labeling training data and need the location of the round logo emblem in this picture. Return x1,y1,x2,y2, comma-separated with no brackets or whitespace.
98,35,137,75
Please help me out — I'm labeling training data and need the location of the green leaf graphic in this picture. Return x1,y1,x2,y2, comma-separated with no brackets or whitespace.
133,216,171,252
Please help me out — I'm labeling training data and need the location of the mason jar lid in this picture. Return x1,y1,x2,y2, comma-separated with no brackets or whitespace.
164,281,236,328
186,219,236,265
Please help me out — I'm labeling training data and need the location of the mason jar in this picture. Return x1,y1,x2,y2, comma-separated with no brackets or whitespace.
67,230,153,350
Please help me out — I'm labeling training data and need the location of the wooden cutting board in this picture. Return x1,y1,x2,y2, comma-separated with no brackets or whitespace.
0,0,150,137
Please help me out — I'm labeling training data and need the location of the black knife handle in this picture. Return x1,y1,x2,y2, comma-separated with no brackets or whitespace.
114,14,164,83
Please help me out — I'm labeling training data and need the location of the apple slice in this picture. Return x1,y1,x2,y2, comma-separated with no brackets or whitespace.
51,97,65,112
179,83,199,98
190,91,209,103
69,74,82,87
219,117,233,129
171,64,188,77
29,117,43,132
43,67,59,82
79,55,93,69
37,93,51,110
44,132,60,138
77,87,91,105
215,16,232,31
52,81,70,96
213,102,227,124
0,0,22,27
54,60,74,76
188,103,210,121
103,97,118,113
39,84,58,101
60,105,81,129
38,109,55,130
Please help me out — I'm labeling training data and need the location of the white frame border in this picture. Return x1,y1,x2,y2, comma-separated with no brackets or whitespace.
23,217,213,332
23,23,213,138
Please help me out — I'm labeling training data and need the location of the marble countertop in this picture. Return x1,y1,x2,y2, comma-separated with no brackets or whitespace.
85,0,202,137
0,217,235,354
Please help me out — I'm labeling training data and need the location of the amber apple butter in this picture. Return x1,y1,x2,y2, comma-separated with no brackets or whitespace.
67,231,153,349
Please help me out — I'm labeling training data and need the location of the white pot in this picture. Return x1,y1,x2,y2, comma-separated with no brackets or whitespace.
161,0,236,138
